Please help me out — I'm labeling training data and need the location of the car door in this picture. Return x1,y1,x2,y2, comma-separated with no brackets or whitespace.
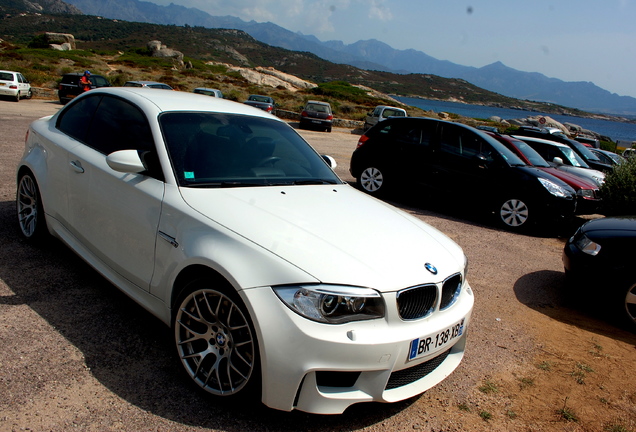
64,94,164,290
434,123,502,198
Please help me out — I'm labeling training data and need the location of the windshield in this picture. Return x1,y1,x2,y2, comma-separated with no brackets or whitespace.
160,112,342,187
560,146,590,168
568,139,601,162
512,139,550,167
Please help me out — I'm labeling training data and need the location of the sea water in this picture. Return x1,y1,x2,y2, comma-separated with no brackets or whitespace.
395,96,636,144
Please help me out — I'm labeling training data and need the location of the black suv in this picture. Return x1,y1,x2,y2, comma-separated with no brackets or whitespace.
350,117,577,231
512,126,612,172
58,73,111,104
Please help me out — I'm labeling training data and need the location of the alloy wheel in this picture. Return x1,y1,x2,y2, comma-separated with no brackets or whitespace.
17,174,41,238
500,199,529,228
360,167,384,193
175,288,256,396
624,282,636,326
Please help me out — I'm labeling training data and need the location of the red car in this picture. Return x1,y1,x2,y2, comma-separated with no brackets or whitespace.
487,132,601,215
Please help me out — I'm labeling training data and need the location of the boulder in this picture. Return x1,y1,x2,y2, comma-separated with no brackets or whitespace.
44,32,76,50
147,40,184,68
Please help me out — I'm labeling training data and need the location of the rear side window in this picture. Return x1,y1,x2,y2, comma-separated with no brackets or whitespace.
86,96,153,154
57,94,102,142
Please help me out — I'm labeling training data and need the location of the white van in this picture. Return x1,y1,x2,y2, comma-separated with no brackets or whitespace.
364,105,407,130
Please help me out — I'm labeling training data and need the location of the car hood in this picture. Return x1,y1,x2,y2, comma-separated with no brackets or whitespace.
179,185,464,291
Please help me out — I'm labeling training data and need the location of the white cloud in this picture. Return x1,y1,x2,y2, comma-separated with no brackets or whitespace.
368,0,393,21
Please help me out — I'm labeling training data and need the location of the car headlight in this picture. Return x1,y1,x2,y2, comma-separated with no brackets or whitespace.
574,233,601,256
576,189,597,199
538,177,571,198
273,285,385,324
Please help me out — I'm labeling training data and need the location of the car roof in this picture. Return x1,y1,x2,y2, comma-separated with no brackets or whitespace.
69,87,280,119
194,87,221,91
306,100,330,105
126,80,165,85
511,135,569,148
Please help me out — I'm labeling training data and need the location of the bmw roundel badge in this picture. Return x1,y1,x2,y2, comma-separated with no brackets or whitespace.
425,263,438,275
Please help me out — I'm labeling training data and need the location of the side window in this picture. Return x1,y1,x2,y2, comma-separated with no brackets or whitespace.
85,96,154,154
439,126,492,161
57,94,102,142
373,107,382,116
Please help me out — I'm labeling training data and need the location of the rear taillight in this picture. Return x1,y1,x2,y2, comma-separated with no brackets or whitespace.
9,85,17,89
267,106,273,112
301,110,308,117
357,134,370,148
327,114,333,120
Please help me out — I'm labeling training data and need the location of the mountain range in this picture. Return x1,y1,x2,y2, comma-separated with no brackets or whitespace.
8,0,636,116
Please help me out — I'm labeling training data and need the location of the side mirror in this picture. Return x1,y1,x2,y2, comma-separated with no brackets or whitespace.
106,150,147,173
552,157,564,165
322,155,337,169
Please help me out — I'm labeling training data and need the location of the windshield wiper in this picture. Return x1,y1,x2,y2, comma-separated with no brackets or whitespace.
293,179,339,185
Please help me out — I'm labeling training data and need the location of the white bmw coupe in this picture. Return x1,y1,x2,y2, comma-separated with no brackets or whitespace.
16,87,473,414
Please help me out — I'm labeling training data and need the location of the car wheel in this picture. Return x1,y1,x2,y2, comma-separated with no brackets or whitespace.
326,126,332,133
358,166,387,196
16,172,47,241
174,281,260,399
620,281,636,330
498,198,531,230
14,92,20,102
26,89,33,99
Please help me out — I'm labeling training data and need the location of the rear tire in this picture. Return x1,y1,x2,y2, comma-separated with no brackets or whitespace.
358,166,388,196
16,172,47,242
173,279,260,401
497,198,532,231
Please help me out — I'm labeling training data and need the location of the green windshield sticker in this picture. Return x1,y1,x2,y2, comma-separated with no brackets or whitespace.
184,171,195,179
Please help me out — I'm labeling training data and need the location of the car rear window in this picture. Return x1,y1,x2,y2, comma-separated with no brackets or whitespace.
0,72,14,81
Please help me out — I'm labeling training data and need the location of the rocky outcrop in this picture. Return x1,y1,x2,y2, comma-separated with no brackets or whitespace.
44,32,76,51
147,40,184,68
13,0,82,14
209,62,317,91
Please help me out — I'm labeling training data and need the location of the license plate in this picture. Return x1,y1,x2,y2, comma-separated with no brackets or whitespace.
311,120,321,124
408,318,465,361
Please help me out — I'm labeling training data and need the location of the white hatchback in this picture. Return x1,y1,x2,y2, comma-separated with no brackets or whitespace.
0,70,32,101
16,87,473,414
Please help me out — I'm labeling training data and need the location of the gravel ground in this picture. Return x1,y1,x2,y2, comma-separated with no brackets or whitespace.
0,98,635,432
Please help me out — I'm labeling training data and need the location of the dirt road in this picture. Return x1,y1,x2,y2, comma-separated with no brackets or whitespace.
1,99,634,432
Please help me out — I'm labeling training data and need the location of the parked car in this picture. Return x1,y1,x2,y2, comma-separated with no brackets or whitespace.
193,87,223,98
512,135,606,187
364,105,407,131
623,148,636,158
299,100,333,132
16,87,473,414
123,80,173,90
513,126,613,172
574,135,600,148
563,216,636,331
350,117,577,231
487,133,601,215
243,94,275,113
0,70,32,102
590,148,625,166
58,72,112,104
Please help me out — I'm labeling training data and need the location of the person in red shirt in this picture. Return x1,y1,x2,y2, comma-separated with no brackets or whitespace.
79,70,92,92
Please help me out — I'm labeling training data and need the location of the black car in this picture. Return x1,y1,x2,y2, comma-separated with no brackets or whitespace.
243,94,275,113
349,117,576,231
563,217,636,330
299,100,333,132
513,127,613,173
58,72,112,104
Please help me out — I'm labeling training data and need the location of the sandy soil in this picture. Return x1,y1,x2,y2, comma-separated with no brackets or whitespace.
0,98,634,432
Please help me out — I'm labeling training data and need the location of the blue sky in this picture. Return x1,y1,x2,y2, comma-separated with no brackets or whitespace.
149,0,636,98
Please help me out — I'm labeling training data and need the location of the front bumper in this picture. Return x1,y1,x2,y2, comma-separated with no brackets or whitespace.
241,282,474,414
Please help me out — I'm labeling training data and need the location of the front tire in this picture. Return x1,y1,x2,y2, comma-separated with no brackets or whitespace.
16,172,47,241
498,198,531,230
620,281,636,331
174,281,260,399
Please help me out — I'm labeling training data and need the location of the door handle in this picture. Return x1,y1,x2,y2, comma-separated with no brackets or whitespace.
70,160,85,173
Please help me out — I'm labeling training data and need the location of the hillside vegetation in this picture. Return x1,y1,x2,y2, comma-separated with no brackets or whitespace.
0,9,599,122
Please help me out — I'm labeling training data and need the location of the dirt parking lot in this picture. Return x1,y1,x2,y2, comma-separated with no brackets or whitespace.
0,98,635,432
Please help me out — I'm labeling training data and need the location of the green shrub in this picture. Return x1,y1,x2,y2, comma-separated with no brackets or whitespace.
600,156,636,215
